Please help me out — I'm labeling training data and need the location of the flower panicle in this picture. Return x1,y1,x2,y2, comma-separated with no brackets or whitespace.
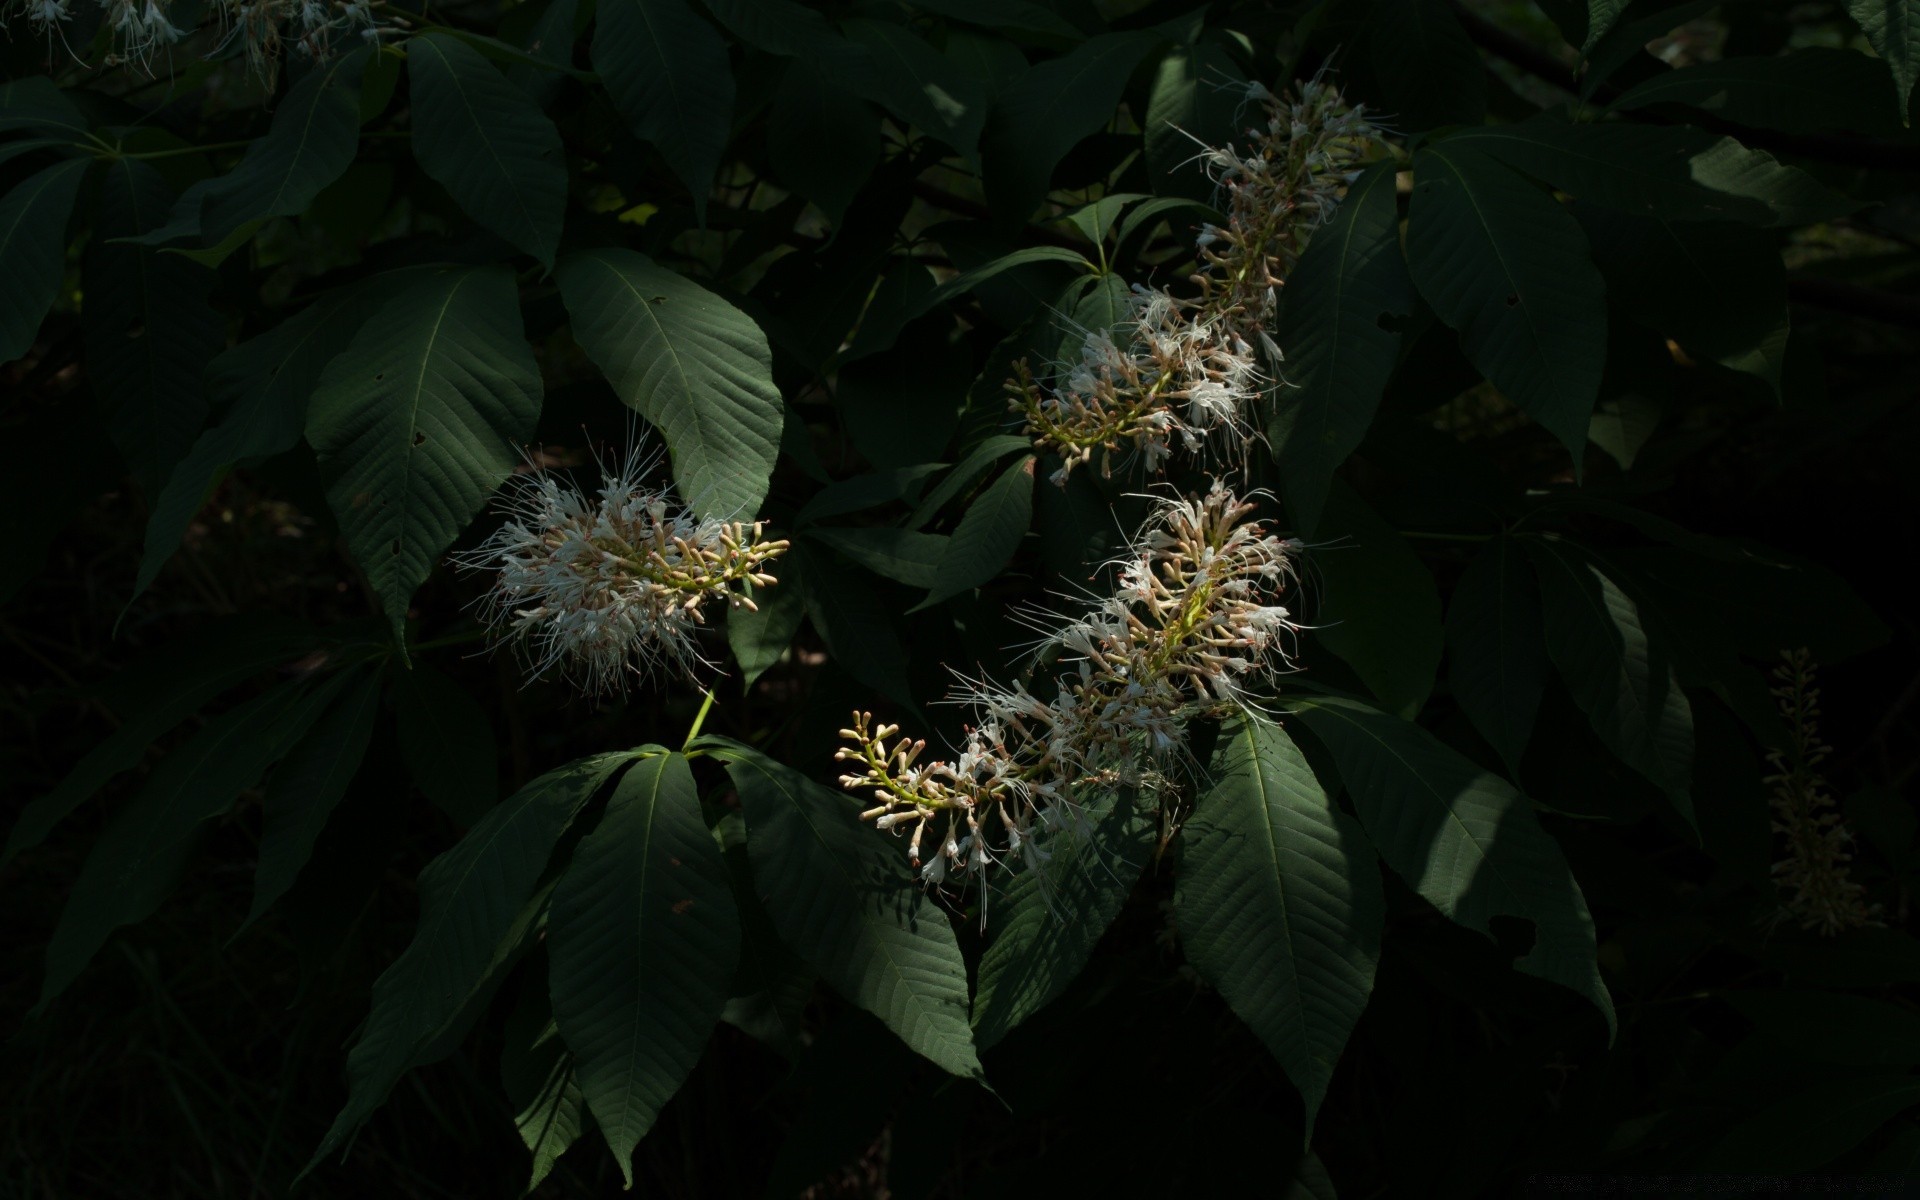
838,482,1302,887
1765,648,1880,936
455,445,788,696
10,0,393,82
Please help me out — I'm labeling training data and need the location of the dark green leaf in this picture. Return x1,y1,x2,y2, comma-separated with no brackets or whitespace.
913,454,1034,610
701,738,980,1078
306,265,543,645
1143,38,1247,202
843,19,988,162
1176,716,1383,1133
1848,0,1920,123
983,31,1163,219
795,464,947,527
549,752,738,1185
1700,1076,1920,1173
594,0,734,221
1310,483,1443,719
393,661,499,827
511,1045,585,1191
1367,0,1487,130
912,245,1092,318
1609,48,1905,137
0,75,90,141
1270,160,1411,534
1407,141,1606,459
1726,990,1920,1066
972,790,1155,1051
906,434,1033,528
557,248,782,521
768,59,881,229
1290,695,1615,1036
805,527,950,589
0,157,87,365
407,33,568,267
797,542,916,710
1446,536,1548,774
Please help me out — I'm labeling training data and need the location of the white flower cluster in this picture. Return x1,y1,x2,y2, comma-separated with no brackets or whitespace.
457,449,788,696
837,483,1303,885
11,0,385,81
1013,79,1384,481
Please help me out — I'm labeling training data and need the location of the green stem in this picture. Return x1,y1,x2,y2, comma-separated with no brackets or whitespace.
682,688,717,751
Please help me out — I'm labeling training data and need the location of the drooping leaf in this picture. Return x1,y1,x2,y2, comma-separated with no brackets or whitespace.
407,32,568,267
305,751,640,1173
392,661,499,827
1270,160,1411,534
36,667,359,1011
0,157,88,365
1310,484,1443,719
843,19,989,163
1580,0,1629,54
5,617,325,867
133,286,376,604
85,158,225,494
715,812,815,1062
1522,535,1695,824
556,248,782,521
972,789,1155,1051
913,455,1034,610
305,265,543,646
1367,0,1487,130
1406,141,1606,460
244,663,385,927
509,1042,586,1192
1176,715,1383,1135
1848,0,1920,123
549,752,739,1185
805,527,950,590
983,31,1163,220
593,0,734,221
1446,536,1548,775
1609,48,1905,137
701,738,981,1078
1289,694,1615,1035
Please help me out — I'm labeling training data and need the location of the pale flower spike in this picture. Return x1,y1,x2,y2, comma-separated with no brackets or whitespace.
456,445,788,696
8,0,393,82
837,482,1302,887
1013,78,1386,483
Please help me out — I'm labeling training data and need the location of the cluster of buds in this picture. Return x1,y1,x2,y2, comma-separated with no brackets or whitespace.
838,483,1303,886
1013,78,1384,482
10,0,384,81
1765,649,1879,936
457,448,788,695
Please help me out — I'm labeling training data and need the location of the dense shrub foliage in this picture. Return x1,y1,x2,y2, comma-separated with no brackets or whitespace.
3,0,1918,1194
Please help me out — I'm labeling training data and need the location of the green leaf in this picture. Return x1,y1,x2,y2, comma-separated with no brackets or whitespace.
1446,536,1548,775
85,159,225,495
726,561,807,688
983,31,1163,220
1289,695,1615,1035
1578,1,1716,99
1586,393,1662,468
36,668,357,1012
1367,0,1487,130
1310,484,1443,719
768,59,881,229
306,751,640,1173
133,287,375,605
1270,160,1411,535
1522,535,1694,823
244,664,385,928
557,248,782,521
908,0,1083,38
549,752,738,1185
509,1042,586,1192
407,33,568,267
0,75,90,141
1407,142,1606,460
1726,990,1920,1066
795,464,947,527
306,265,543,646
971,790,1156,1051
0,157,88,366
1441,121,1857,228
906,433,1034,528
1608,48,1906,137
511,0,586,104
913,455,1034,610
1848,0,1920,123
843,19,989,163
805,527,950,589
194,49,369,245
797,543,917,710
1580,0,1628,54
594,0,734,221
702,738,981,1078
1177,715,1383,1135
4,617,324,867
912,245,1092,318
1144,38,1249,202
393,662,499,827
1700,1076,1920,1173
716,813,815,1062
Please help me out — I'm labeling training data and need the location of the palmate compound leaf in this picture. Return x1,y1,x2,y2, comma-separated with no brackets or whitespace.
1522,534,1695,826
34,662,366,1012
1270,159,1413,537
406,33,568,267
698,737,982,1079
1446,535,1550,775
548,752,738,1185
1406,141,1607,461
304,264,543,648
1289,695,1616,1037
304,750,644,1176
593,0,734,223
971,789,1157,1052
556,248,783,522
1174,715,1384,1137
0,156,89,366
